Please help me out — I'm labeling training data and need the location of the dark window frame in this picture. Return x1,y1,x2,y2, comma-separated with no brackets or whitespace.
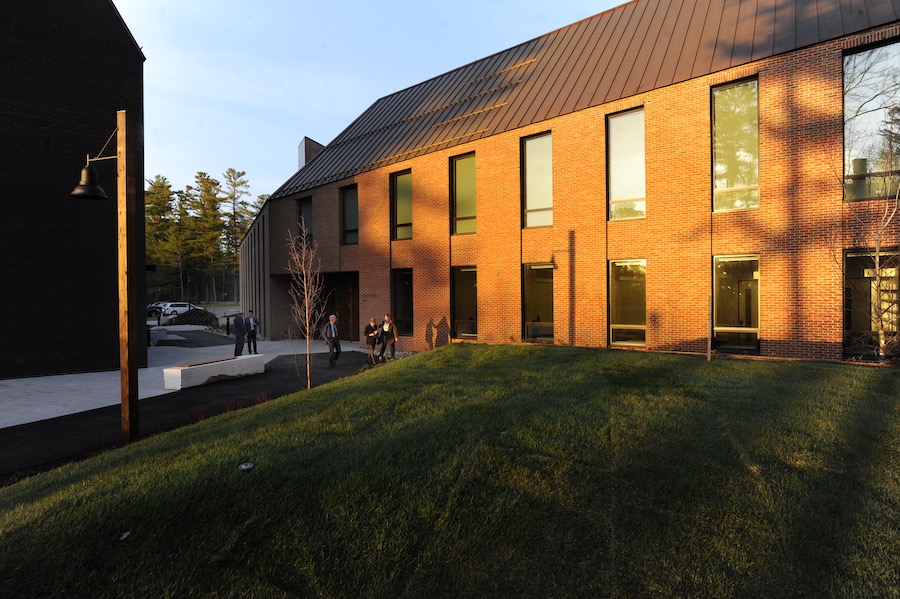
451,153,476,235
521,132,553,228
340,185,359,245
391,169,412,240
391,268,414,336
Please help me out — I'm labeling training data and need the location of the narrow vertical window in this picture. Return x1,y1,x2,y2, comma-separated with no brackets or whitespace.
713,80,759,211
714,256,759,352
297,197,313,242
608,109,646,220
391,170,412,240
451,266,477,337
844,41,900,200
452,154,476,234
523,133,553,227
341,185,358,245
523,263,553,341
391,268,413,335
609,260,646,345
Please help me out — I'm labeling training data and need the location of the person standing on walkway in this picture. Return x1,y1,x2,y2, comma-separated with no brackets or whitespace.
364,317,379,365
245,310,260,354
233,311,246,356
325,314,341,367
379,314,398,361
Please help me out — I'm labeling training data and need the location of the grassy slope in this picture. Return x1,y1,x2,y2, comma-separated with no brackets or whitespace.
1,344,898,598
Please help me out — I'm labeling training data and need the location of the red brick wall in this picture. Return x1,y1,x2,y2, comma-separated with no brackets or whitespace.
255,24,900,361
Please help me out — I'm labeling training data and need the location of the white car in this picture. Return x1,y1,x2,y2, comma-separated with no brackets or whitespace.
160,302,200,316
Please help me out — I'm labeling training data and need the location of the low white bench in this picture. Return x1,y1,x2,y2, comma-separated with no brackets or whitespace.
163,354,266,390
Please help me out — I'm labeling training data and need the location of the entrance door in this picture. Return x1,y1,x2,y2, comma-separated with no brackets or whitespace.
323,272,359,341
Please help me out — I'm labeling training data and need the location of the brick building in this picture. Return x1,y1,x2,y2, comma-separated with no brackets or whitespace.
242,0,900,362
0,1,145,378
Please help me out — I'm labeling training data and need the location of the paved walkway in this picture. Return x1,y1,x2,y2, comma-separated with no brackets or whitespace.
0,326,322,429
0,326,370,480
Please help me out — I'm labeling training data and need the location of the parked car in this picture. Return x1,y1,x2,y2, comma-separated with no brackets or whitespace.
160,302,200,317
147,301,167,317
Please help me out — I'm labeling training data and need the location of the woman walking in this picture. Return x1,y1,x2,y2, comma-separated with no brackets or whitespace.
364,317,379,365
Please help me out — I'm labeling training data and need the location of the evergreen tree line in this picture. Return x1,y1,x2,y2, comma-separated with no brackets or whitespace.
145,168,268,305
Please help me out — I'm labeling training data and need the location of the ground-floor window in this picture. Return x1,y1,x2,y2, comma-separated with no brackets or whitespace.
523,263,554,342
391,269,413,335
609,260,646,345
714,255,759,353
844,251,899,360
451,266,477,337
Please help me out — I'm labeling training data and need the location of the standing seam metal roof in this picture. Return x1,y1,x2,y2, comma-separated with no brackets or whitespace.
270,0,900,200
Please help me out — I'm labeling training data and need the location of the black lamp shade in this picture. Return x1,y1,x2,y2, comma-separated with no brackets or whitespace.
71,165,108,199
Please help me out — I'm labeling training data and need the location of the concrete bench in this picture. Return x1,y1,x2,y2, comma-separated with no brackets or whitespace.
163,354,266,390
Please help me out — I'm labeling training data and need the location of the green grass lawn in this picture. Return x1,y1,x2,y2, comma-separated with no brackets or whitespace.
1,344,898,598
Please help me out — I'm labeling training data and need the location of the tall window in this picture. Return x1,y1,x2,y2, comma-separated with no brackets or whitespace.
392,268,413,335
608,109,646,220
713,80,759,211
452,154,476,234
609,260,646,345
451,266,477,337
714,256,759,352
523,133,553,227
844,251,899,358
523,264,553,341
341,185,358,245
391,170,412,240
844,40,900,200
297,197,313,241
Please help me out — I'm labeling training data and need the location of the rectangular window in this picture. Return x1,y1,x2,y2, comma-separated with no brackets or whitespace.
713,80,759,211
297,197,313,242
523,263,553,341
844,251,899,358
451,266,477,337
452,154,476,234
341,185,358,245
844,40,900,200
523,133,553,227
609,260,646,345
391,268,413,335
391,170,412,240
714,256,759,352
608,109,646,220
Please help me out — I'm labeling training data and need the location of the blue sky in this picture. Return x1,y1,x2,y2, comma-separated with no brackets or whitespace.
114,0,621,201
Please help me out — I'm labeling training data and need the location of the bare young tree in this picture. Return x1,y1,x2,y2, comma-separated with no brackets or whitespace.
286,218,327,388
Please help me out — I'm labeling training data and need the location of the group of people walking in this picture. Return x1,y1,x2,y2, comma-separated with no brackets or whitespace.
232,310,260,357
325,313,398,367
364,314,398,365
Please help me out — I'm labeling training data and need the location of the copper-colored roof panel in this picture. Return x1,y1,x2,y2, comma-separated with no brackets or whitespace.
561,8,624,114
621,0,675,97
270,0,900,200
511,20,586,129
672,0,713,82
750,0,777,61
606,0,660,100
691,0,727,78
536,19,598,122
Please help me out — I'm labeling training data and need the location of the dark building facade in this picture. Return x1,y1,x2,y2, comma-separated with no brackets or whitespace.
0,1,146,378
243,0,900,362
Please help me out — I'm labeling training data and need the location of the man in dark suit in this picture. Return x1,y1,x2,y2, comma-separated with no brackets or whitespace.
325,314,341,367
245,310,260,354
233,311,246,356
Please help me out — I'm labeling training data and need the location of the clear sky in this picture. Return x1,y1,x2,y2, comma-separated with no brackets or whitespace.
114,0,622,201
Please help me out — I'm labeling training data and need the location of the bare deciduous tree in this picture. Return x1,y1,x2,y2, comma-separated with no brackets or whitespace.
286,218,327,388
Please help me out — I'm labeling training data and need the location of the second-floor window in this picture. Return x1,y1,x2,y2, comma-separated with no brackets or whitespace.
608,108,646,220
341,185,358,245
713,79,759,211
844,40,900,200
392,170,412,240
452,154,476,234
523,133,553,227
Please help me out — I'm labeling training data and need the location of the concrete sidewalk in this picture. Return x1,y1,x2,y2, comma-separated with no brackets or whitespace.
0,326,328,430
